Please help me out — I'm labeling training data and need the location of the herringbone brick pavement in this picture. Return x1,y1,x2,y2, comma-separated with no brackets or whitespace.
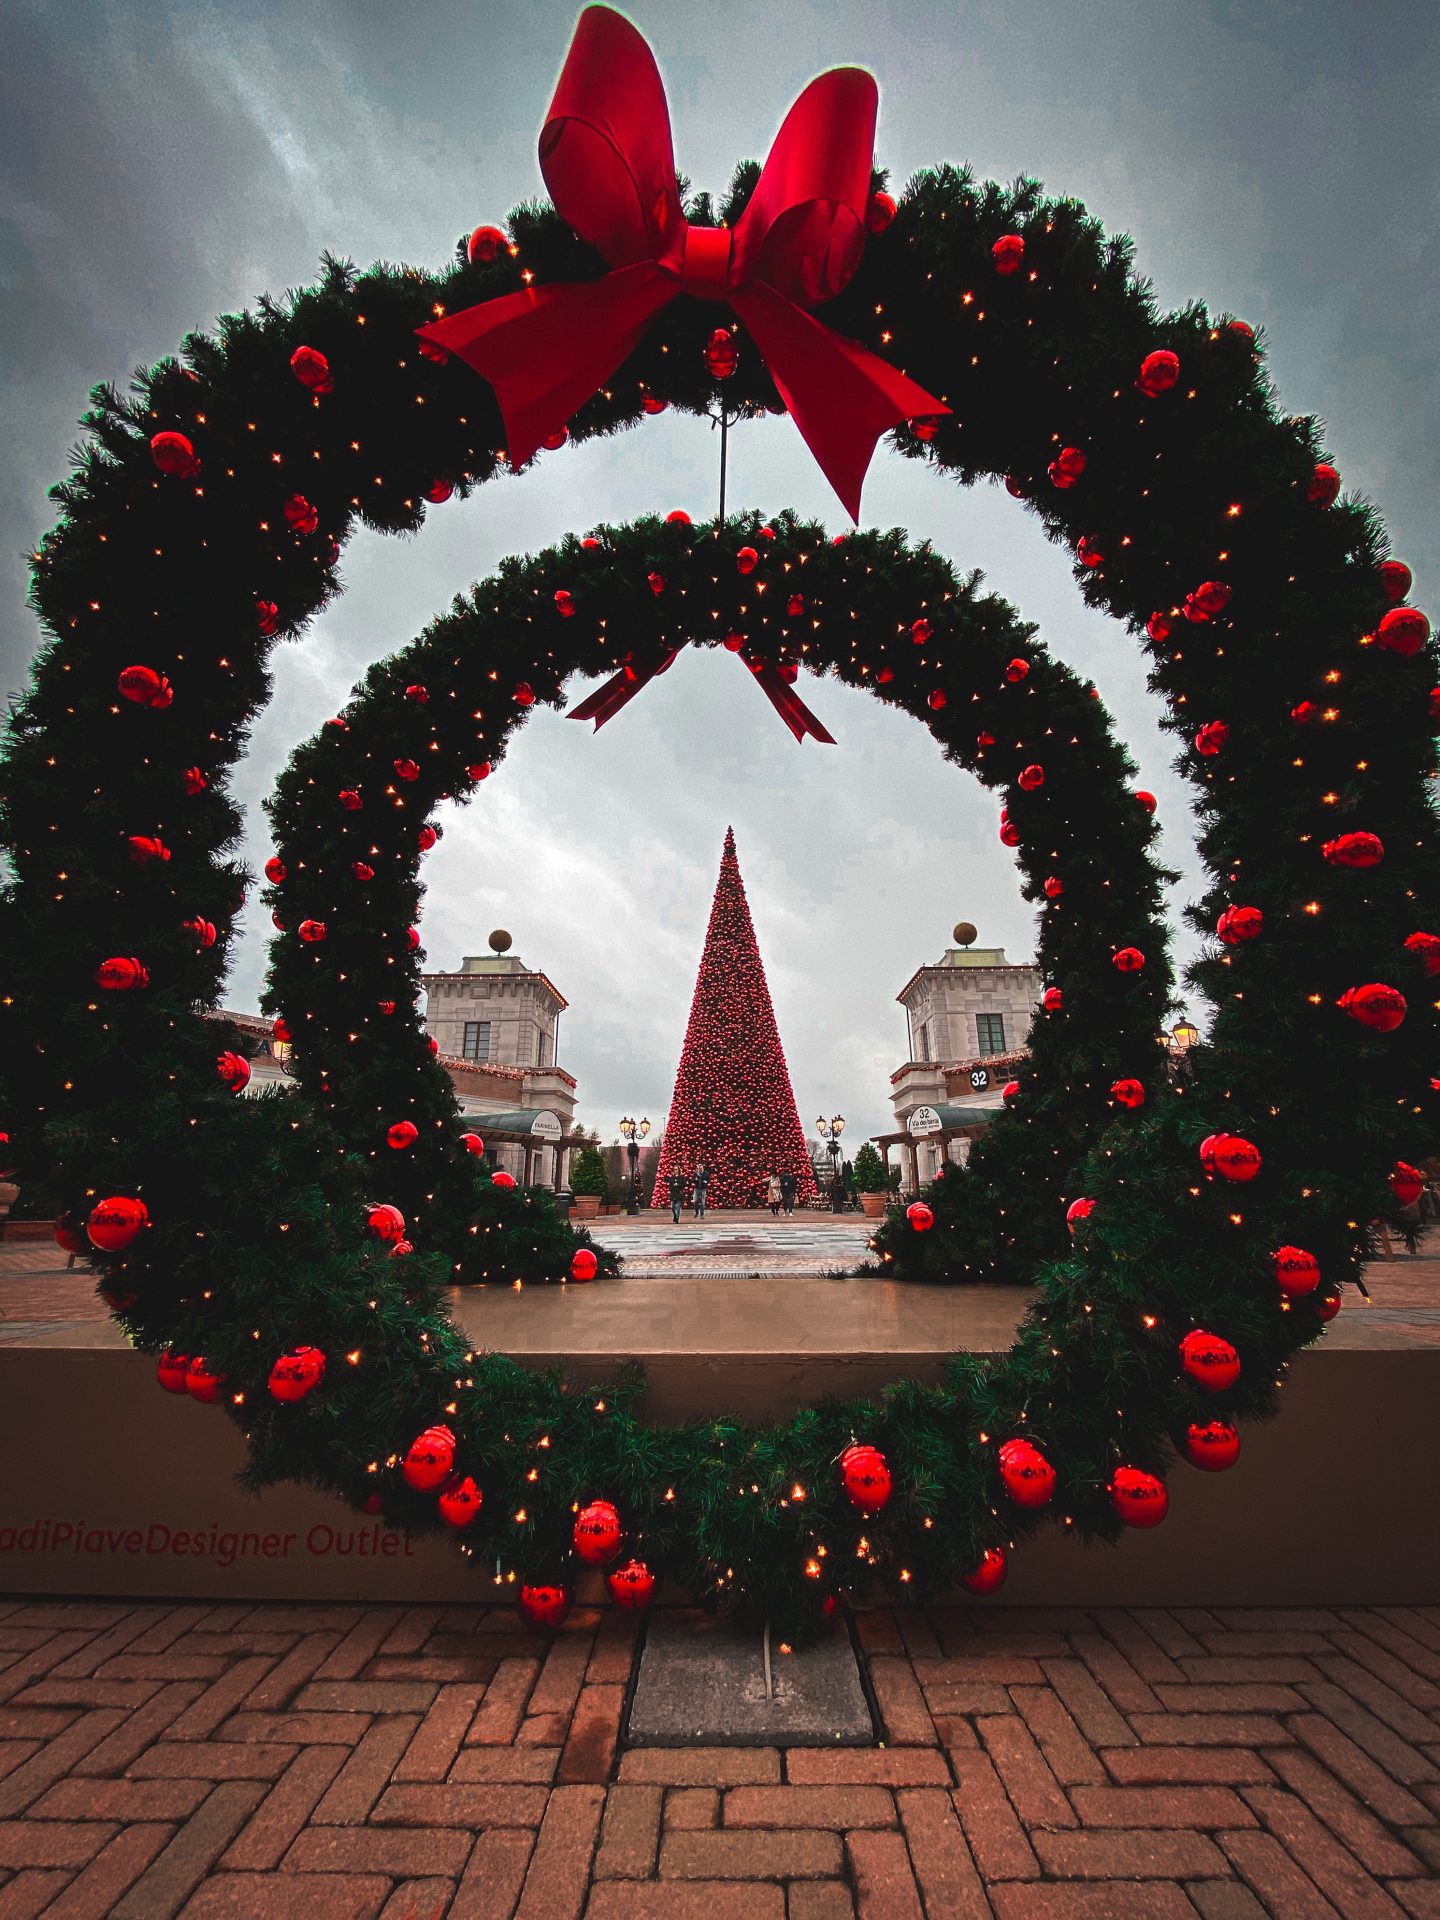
0,1597,1437,1916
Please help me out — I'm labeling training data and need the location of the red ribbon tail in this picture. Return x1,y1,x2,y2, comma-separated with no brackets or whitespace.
734,285,950,521
419,263,672,468
747,659,836,745
567,647,681,730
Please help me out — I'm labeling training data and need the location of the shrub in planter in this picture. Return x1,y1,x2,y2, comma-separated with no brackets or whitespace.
569,1144,609,1218
853,1141,891,1217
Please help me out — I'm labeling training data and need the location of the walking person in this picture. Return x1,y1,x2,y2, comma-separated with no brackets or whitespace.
766,1173,782,1216
779,1170,797,1216
667,1167,686,1225
693,1162,710,1219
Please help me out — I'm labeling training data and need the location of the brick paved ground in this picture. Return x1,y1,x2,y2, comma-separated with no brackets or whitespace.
0,1599,1438,1916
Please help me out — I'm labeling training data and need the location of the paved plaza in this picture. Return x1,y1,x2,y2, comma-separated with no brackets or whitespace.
584,1216,877,1276
0,1595,1439,1916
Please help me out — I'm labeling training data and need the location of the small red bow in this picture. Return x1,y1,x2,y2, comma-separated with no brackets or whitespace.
419,6,947,519
568,645,836,744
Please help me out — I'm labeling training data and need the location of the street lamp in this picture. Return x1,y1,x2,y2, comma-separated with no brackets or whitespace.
1168,1014,1200,1054
618,1115,650,1216
816,1114,846,1213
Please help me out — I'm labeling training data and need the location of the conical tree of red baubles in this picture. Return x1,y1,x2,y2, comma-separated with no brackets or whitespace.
651,829,818,1209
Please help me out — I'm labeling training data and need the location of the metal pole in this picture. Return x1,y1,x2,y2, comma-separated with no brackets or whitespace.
718,407,729,525
626,1140,639,1216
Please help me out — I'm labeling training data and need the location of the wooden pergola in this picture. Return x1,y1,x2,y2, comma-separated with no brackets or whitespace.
871,1098,1005,1195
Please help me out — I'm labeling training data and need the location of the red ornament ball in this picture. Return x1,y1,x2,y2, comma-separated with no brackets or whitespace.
1043,875,1064,899
272,1017,292,1044
150,430,199,477
118,664,173,708
467,224,508,263
1209,1134,1262,1183
217,1050,251,1093
338,788,363,811
641,395,667,414
866,190,897,233
1390,1161,1424,1208
1379,559,1413,602
1307,462,1341,506
366,1203,407,1242
513,683,535,706
1048,445,1087,489
181,766,208,795
283,493,319,536
1002,1080,1020,1106
1137,349,1180,396
407,927,422,951
704,329,738,380
1134,789,1158,815
998,1437,1056,1508
403,1425,457,1493
1110,1465,1169,1528
289,345,334,394
1338,983,1407,1032
491,1169,517,1189
1065,1196,1096,1233
1042,986,1063,1012
554,589,575,617
1405,931,1440,975
574,1499,624,1564
387,1121,419,1150
906,1201,934,1232
88,1195,148,1252
960,1547,1008,1596
1179,1328,1240,1391
1077,535,1105,569
268,1346,325,1403
264,856,286,884
608,1558,658,1609
95,955,149,991
1111,1078,1145,1109
467,761,492,783
992,233,1025,274
1217,905,1264,946
128,835,169,866
999,813,1020,847
393,757,420,782
1271,1246,1321,1297
1147,611,1174,644
418,825,438,852
1112,947,1145,973
736,545,759,575
840,1443,893,1513
1314,1288,1343,1323
1183,1420,1240,1472
298,919,327,944
927,689,947,711
518,1585,571,1630
437,1474,483,1529
1185,579,1231,621
1377,607,1430,656
425,477,454,504
1323,831,1384,869
1017,763,1045,791
256,599,280,636
1004,657,1030,683
156,1351,191,1394
459,1133,485,1156
1195,720,1230,757
186,1356,226,1405
569,1248,598,1282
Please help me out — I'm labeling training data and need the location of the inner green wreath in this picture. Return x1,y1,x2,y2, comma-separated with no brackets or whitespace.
0,160,1434,1636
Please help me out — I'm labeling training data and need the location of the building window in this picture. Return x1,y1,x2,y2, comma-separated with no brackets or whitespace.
976,1013,1006,1055
462,1021,492,1061
915,1021,930,1062
537,1029,551,1067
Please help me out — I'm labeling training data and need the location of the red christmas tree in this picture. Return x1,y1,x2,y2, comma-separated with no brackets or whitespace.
651,828,818,1209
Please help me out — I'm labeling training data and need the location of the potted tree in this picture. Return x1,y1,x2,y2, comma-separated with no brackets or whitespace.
569,1144,609,1220
852,1141,891,1218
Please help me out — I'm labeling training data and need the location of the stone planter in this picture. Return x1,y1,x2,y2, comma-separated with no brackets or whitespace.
0,1218,57,1241
570,1195,601,1220
859,1192,889,1218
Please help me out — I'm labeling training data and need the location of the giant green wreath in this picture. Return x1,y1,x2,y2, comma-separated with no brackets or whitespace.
1,158,1436,1635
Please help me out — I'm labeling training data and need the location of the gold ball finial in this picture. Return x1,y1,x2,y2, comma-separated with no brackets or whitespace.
953,921,978,948
489,929,513,954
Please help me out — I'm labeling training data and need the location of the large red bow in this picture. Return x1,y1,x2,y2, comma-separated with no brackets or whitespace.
418,5,948,520
567,644,836,745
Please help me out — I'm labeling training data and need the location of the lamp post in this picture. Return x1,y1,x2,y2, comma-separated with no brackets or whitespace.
1169,1014,1200,1053
619,1116,650,1215
816,1114,846,1214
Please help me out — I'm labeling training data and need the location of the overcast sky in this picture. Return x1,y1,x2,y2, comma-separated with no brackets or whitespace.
4,0,1437,1149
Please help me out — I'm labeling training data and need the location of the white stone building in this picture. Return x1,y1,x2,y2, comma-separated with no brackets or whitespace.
877,931,1042,1190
